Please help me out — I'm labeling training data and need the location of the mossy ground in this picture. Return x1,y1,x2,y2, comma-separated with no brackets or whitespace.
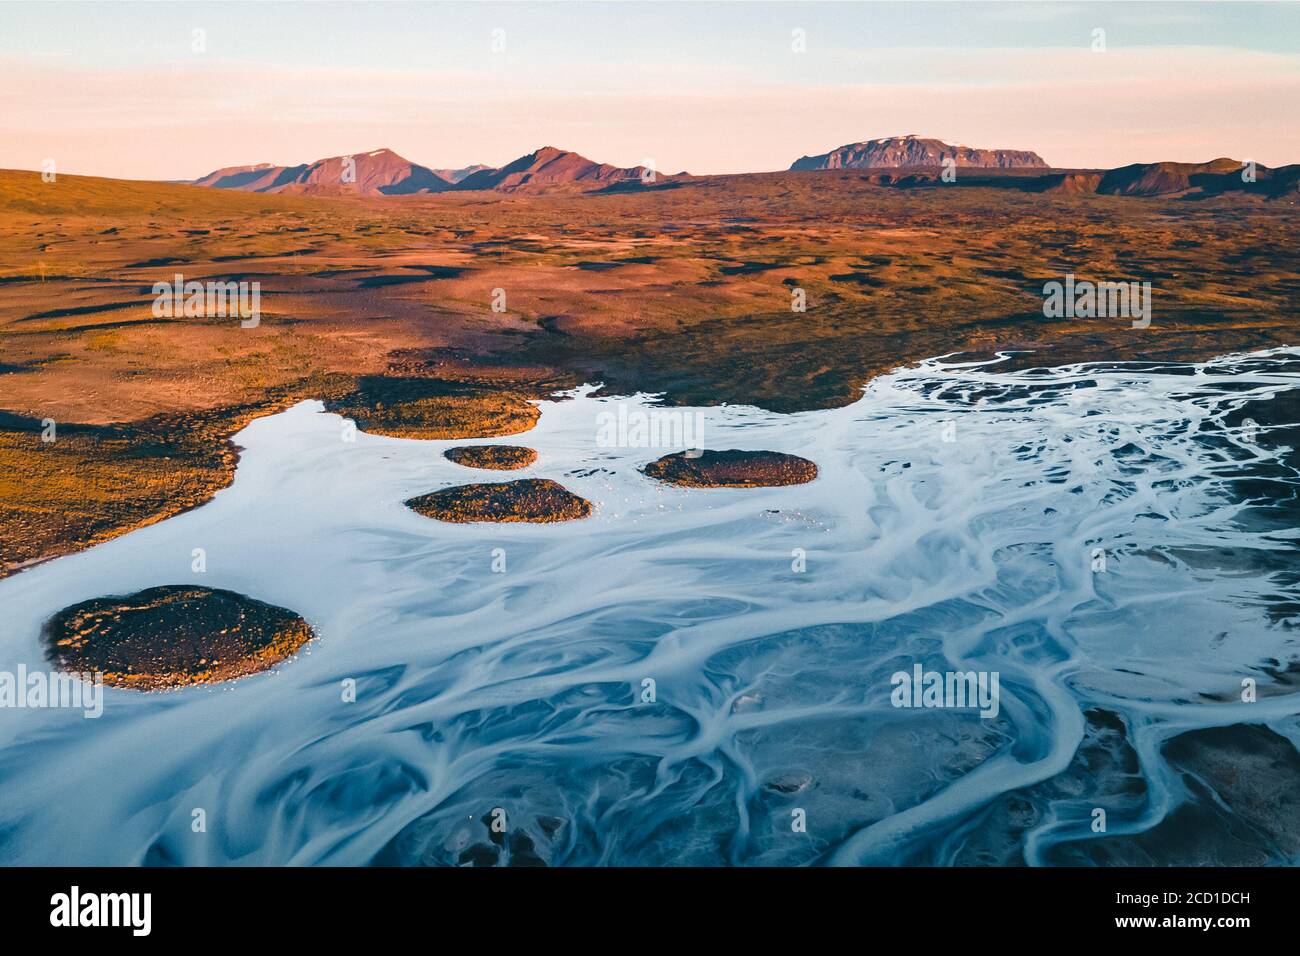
42,585,314,690
643,449,819,487
1,167,1295,569
406,478,591,523
444,444,538,469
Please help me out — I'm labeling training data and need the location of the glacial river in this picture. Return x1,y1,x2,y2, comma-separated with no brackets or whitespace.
1,349,1297,865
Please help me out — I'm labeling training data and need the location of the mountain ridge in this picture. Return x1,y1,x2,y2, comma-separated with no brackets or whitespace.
790,134,1049,171
191,146,671,195
186,141,1295,201
191,148,453,196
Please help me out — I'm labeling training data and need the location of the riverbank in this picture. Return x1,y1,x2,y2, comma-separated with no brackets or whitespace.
2,168,1296,574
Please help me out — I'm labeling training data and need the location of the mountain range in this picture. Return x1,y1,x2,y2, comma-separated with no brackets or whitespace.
187,137,1297,200
849,158,1299,199
192,148,453,195
191,146,678,196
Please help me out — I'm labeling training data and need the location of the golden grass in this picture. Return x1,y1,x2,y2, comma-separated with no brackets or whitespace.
0,167,1295,569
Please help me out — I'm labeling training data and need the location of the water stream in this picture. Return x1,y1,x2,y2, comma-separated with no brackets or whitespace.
1,349,1297,865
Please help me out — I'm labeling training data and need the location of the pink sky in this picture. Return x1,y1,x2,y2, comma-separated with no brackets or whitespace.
2,43,1298,179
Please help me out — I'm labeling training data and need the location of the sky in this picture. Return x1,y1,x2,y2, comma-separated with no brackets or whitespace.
1,1,1297,180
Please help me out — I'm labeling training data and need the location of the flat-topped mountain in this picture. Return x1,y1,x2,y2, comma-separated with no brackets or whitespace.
192,148,454,195
790,134,1048,171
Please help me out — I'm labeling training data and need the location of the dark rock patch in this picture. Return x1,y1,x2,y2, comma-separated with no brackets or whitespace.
643,449,817,488
407,478,591,523
42,585,314,690
444,445,538,470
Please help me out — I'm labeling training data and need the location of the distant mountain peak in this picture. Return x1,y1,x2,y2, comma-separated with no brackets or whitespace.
430,163,492,185
454,146,657,192
191,148,453,195
791,135,1048,171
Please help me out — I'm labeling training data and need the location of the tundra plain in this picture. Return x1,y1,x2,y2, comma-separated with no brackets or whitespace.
1,167,1297,575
